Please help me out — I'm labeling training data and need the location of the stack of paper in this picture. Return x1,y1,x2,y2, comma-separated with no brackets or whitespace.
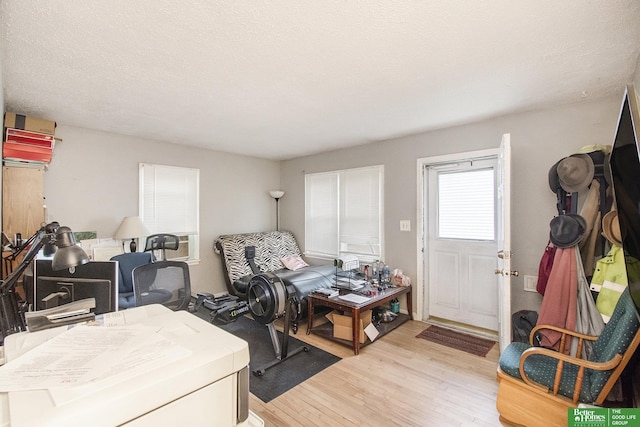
338,293,370,304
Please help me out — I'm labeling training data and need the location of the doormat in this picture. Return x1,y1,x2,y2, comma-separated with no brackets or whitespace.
416,325,496,357
192,310,341,402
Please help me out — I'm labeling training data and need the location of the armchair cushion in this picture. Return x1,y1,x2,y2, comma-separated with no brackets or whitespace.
499,341,594,402
589,288,639,397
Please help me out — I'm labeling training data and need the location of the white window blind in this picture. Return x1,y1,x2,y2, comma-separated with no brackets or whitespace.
139,163,199,260
305,165,383,260
438,168,495,240
305,172,339,257
340,167,382,257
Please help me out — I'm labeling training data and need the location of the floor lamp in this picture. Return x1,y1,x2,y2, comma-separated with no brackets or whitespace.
269,190,285,231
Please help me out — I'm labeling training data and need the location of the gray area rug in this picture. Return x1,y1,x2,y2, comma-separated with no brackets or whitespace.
192,310,341,402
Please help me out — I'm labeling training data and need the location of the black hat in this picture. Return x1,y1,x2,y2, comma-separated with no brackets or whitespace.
548,158,565,193
549,214,587,248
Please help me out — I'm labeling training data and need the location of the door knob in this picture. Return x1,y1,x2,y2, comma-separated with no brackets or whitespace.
495,269,520,277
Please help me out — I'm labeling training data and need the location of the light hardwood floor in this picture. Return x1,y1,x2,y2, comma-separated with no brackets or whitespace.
249,318,507,427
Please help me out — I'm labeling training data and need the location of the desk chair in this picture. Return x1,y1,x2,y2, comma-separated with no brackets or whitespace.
132,260,191,311
144,234,180,261
110,252,154,309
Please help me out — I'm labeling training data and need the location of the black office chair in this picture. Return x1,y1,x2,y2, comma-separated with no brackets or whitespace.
144,234,180,261
132,260,191,311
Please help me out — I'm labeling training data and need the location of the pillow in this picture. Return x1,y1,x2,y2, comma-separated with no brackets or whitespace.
281,254,309,271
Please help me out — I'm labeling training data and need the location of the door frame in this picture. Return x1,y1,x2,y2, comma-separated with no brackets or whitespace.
415,148,499,323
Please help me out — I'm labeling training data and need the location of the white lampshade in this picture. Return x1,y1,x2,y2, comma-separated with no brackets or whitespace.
269,190,285,199
114,216,149,239
114,216,150,252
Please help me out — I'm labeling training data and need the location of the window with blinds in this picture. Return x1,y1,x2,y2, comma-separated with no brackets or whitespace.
305,165,383,260
139,163,200,261
437,168,495,241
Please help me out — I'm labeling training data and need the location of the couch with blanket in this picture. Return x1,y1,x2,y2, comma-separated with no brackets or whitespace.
214,231,334,328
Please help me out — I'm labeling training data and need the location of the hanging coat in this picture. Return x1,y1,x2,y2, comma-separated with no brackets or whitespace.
578,179,601,276
537,247,577,353
574,247,605,359
591,245,630,322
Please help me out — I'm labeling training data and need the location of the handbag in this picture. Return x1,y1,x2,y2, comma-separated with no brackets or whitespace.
536,241,557,295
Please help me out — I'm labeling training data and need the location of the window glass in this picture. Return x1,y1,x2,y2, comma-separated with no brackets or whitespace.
438,168,495,241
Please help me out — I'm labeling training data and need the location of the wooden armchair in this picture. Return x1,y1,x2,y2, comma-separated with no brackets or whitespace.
496,289,640,427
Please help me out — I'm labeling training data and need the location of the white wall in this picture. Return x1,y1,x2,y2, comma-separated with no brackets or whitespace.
44,126,281,296
281,96,623,314
635,51,640,92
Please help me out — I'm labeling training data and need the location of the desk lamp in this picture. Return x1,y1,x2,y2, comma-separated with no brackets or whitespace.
0,222,90,344
114,216,149,252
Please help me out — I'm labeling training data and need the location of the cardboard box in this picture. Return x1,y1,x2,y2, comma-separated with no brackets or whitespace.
4,112,56,135
326,309,373,344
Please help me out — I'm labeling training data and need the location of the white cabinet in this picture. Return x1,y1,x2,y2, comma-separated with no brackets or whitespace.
0,305,261,427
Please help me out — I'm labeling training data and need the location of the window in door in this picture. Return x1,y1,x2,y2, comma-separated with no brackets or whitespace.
139,163,200,262
305,165,383,261
437,167,495,241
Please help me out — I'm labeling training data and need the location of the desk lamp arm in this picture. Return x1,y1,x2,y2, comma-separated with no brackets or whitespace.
0,230,50,339
0,230,49,295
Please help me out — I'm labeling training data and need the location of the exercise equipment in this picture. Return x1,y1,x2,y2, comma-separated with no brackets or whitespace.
247,272,308,376
190,292,249,323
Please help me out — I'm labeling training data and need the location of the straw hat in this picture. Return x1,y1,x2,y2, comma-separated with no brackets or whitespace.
556,154,595,192
602,210,623,247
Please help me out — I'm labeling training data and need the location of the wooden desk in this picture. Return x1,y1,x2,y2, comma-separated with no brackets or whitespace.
306,285,412,355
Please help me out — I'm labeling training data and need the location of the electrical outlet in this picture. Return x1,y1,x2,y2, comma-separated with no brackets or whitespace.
524,275,538,292
400,220,411,231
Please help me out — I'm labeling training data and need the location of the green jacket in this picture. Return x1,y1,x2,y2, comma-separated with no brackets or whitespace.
590,245,640,322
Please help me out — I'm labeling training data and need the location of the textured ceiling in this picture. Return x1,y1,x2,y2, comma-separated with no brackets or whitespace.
2,1,640,160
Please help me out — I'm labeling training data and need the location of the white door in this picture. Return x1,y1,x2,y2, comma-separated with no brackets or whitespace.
426,157,499,331
496,134,513,352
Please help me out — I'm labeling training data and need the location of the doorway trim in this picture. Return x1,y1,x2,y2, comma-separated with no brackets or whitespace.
415,148,499,322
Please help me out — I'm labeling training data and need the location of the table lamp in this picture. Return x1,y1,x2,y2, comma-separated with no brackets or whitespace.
114,216,150,252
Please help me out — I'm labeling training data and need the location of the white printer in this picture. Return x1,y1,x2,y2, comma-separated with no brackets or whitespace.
0,305,262,427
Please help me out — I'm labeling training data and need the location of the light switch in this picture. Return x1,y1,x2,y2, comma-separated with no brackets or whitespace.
524,275,538,292
400,220,411,231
